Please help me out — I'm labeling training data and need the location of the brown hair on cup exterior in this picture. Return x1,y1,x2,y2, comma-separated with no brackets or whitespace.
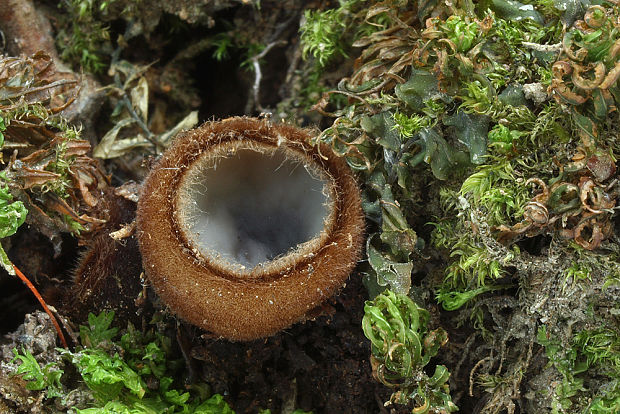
136,117,365,341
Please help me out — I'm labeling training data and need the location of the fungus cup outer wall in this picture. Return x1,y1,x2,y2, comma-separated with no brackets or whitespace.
136,117,365,341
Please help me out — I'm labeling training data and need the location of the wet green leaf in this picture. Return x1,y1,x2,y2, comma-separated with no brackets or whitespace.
412,128,469,180
360,112,400,151
443,110,489,165
395,70,441,112
339,77,382,94
365,171,418,256
0,185,28,240
367,173,407,230
571,107,598,144
548,183,580,214
363,171,419,294
0,116,5,148
442,16,479,53
194,394,236,414
488,124,523,153
11,348,64,397
380,230,417,257
80,311,119,348
554,0,588,27
436,285,499,310
609,85,620,106
367,235,413,295
498,84,527,107
491,0,544,23
362,290,456,412
591,89,614,121
428,364,450,387
0,243,14,275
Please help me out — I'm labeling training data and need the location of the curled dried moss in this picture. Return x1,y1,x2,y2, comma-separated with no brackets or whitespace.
0,52,109,240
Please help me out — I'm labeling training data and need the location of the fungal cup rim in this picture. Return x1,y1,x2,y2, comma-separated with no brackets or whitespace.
173,138,338,279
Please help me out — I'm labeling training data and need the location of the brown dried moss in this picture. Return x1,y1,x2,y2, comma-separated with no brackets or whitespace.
136,117,365,340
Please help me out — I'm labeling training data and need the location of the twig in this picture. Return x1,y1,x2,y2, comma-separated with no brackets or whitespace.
13,264,69,348
469,356,491,396
121,94,161,149
243,9,298,114
109,70,162,152
246,40,288,114
521,42,562,53
1,78,78,100
49,306,78,346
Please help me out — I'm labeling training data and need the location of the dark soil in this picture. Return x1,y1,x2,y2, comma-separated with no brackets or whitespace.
190,274,408,413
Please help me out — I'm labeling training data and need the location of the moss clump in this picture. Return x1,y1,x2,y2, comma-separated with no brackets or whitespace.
302,0,619,411
10,311,237,413
362,290,456,412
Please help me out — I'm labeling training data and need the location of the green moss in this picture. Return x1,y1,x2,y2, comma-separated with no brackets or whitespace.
460,162,530,225
299,0,383,68
11,348,64,398
300,7,349,68
441,15,480,52
56,0,115,73
538,325,620,413
362,290,457,412
11,311,237,413
0,175,28,275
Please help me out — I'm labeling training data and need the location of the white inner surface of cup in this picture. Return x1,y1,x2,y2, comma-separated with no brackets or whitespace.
179,147,331,270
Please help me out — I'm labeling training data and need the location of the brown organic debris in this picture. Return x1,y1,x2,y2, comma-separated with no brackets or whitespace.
0,0,104,125
65,190,145,325
496,148,617,250
0,53,110,241
549,4,620,119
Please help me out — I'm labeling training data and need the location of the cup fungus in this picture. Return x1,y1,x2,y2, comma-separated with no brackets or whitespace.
137,117,364,340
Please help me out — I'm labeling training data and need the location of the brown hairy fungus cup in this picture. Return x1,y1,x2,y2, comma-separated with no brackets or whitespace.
136,117,365,340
